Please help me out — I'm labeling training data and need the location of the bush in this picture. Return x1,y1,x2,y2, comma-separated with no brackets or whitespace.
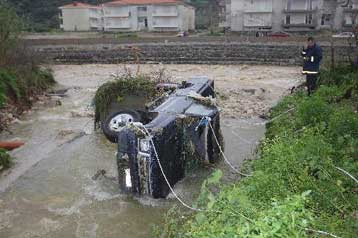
0,3,55,114
296,96,332,126
0,67,55,108
94,75,159,124
0,69,20,107
0,149,12,170
156,66,358,238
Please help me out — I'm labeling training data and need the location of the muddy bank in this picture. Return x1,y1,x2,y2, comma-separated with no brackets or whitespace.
0,64,302,238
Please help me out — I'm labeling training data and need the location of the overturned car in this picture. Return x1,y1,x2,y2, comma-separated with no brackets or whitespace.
96,77,222,198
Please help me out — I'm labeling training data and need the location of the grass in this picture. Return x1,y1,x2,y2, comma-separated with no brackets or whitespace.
0,67,55,107
152,66,358,238
114,32,138,39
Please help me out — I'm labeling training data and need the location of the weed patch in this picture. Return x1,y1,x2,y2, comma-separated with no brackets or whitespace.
0,149,12,170
154,66,358,238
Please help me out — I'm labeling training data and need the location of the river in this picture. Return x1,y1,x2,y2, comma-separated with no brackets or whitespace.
0,64,301,238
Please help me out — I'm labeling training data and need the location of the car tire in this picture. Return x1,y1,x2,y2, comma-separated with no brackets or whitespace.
102,110,141,143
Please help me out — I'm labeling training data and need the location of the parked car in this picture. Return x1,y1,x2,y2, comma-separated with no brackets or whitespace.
100,77,222,198
332,32,355,38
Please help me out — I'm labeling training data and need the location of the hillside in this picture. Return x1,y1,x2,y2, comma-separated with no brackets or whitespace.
7,0,100,31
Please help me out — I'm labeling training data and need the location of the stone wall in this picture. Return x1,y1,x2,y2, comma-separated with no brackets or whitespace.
33,42,352,66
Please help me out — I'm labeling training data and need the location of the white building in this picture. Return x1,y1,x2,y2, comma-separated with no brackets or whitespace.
226,0,358,33
59,0,195,32
59,2,103,31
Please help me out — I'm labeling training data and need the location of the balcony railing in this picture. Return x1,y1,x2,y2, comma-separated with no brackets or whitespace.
104,13,130,18
282,22,316,28
152,11,178,17
343,8,358,13
283,8,317,14
244,9,272,13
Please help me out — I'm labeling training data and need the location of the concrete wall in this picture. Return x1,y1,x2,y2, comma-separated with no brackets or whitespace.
179,6,195,31
33,42,351,66
230,0,245,31
61,8,91,31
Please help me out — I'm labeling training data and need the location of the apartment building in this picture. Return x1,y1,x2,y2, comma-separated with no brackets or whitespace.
59,2,103,31
226,0,358,32
59,0,195,32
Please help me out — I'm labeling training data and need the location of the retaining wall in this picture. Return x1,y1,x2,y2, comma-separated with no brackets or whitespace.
32,42,352,66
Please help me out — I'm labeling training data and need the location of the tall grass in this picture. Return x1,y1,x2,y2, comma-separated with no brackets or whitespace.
153,67,358,238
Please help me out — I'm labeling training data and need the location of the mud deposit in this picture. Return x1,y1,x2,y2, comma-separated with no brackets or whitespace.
0,64,302,238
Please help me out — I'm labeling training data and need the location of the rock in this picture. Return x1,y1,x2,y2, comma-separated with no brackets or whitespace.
242,89,256,95
58,130,75,137
11,118,21,124
6,113,13,119
50,96,63,101
71,110,94,118
246,109,254,114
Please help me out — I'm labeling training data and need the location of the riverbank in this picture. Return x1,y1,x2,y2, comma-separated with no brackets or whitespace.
157,66,358,238
0,67,55,171
0,64,300,238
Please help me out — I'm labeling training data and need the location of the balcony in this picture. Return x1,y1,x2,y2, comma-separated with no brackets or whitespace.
152,21,179,28
103,8,130,18
283,8,317,14
282,23,316,28
152,11,178,17
104,13,130,18
244,8,272,13
343,8,358,13
152,6,178,17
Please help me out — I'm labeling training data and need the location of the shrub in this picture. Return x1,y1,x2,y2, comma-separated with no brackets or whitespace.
0,69,20,106
94,76,158,123
0,149,12,170
156,66,358,238
296,96,332,126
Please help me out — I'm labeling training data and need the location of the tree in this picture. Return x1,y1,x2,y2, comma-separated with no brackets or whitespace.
0,0,22,66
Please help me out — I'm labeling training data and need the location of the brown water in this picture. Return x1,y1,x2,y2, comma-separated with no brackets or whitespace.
0,64,298,238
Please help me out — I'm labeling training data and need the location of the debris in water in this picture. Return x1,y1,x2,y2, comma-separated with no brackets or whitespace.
0,141,25,151
92,169,107,180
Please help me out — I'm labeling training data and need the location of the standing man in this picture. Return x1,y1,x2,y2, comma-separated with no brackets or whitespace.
302,37,323,96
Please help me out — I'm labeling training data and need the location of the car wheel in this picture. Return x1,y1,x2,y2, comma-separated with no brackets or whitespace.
102,110,141,143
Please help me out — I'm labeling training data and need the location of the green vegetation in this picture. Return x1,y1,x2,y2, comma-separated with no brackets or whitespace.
0,149,12,170
153,66,358,238
0,2,55,169
0,68,55,107
0,2,55,129
6,0,99,31
94,75,158,123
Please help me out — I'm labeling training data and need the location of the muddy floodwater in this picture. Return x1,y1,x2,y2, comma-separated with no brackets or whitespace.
0,64,302,238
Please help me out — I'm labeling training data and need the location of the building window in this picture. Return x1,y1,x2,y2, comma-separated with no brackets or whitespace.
306,14,313,24
286,15,290,24
138,6,147,11
321,14,331,25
